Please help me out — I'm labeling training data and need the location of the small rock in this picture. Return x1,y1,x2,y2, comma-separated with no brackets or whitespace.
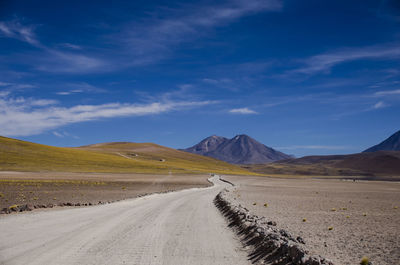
1,208,10,214
297,236,305,244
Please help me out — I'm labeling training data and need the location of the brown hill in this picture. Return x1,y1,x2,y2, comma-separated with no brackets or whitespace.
243,151,400,180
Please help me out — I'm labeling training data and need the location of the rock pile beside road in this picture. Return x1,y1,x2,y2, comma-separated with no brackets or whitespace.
214,189,334,265
1,201,104,214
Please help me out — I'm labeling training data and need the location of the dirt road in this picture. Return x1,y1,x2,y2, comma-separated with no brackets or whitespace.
0,176,249,265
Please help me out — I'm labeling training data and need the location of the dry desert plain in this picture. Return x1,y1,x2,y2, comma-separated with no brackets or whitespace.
0,172,210,211
224,175,400,265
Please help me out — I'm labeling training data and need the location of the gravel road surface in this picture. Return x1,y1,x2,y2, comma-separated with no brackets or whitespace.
0,176,249,265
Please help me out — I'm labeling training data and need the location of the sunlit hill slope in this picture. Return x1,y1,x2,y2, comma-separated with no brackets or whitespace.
0,136,256,175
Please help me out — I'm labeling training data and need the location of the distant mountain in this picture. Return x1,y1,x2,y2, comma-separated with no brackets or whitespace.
364,130,400,152
184,135,229,155
182,134,291,164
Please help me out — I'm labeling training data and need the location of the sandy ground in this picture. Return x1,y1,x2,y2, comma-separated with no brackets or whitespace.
0,176,250,265
0,171,210,182
0,172,210,210
224,176,400,265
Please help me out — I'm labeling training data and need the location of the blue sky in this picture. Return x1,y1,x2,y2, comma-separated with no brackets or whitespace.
0,0,399,157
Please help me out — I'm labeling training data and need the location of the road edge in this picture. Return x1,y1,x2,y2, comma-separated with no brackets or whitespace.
214,186,334,265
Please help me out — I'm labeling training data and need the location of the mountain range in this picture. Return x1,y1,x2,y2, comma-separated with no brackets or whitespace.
182,134,291,164
1,129,399,178
244,130,400,179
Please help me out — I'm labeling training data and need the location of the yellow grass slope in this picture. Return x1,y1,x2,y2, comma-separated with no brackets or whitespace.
0,136,255,175
78,141,257,175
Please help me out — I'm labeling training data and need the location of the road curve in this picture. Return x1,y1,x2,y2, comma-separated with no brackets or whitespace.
0,176,249,265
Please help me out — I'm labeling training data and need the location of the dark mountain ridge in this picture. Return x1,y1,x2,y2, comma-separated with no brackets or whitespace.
242,130,400,179
364,130,400,152
182,134,291,164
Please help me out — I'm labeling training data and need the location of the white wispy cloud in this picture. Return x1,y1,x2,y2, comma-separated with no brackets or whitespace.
34,50,106,73
52,131,79,139
0,93,214,136
202,78,238,91
229,107,258,114
374,89,400,96
1,1,281,72
52,131,64,137
0,91,11,97
0,18,106,73
202,78,234,85
177,84,194,90
1,97,58,107
56,90,85,96
0,20,39,46
56,92,73,96
0,82,12,87
121,0,282,64
29,99,58,106
56,82,106,95
0,81,36,91
293,44,400,75
60,43,82,50
372,101,389,109
189,0,282,26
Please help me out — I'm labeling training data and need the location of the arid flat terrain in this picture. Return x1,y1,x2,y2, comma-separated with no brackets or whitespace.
0,176,249,265
0,172,210,211
2,170,399,265
224,176,400,265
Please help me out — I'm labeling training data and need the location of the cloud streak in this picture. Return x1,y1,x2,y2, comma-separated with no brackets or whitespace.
0,18,106,73
0,20,39,46
372,101,389,109
1,1,282,72
56,82,106,95
293,44,400,75
374,89,400,96
35,50,106,73
229,107,258,114
121,0,282,64
0,94,214,136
